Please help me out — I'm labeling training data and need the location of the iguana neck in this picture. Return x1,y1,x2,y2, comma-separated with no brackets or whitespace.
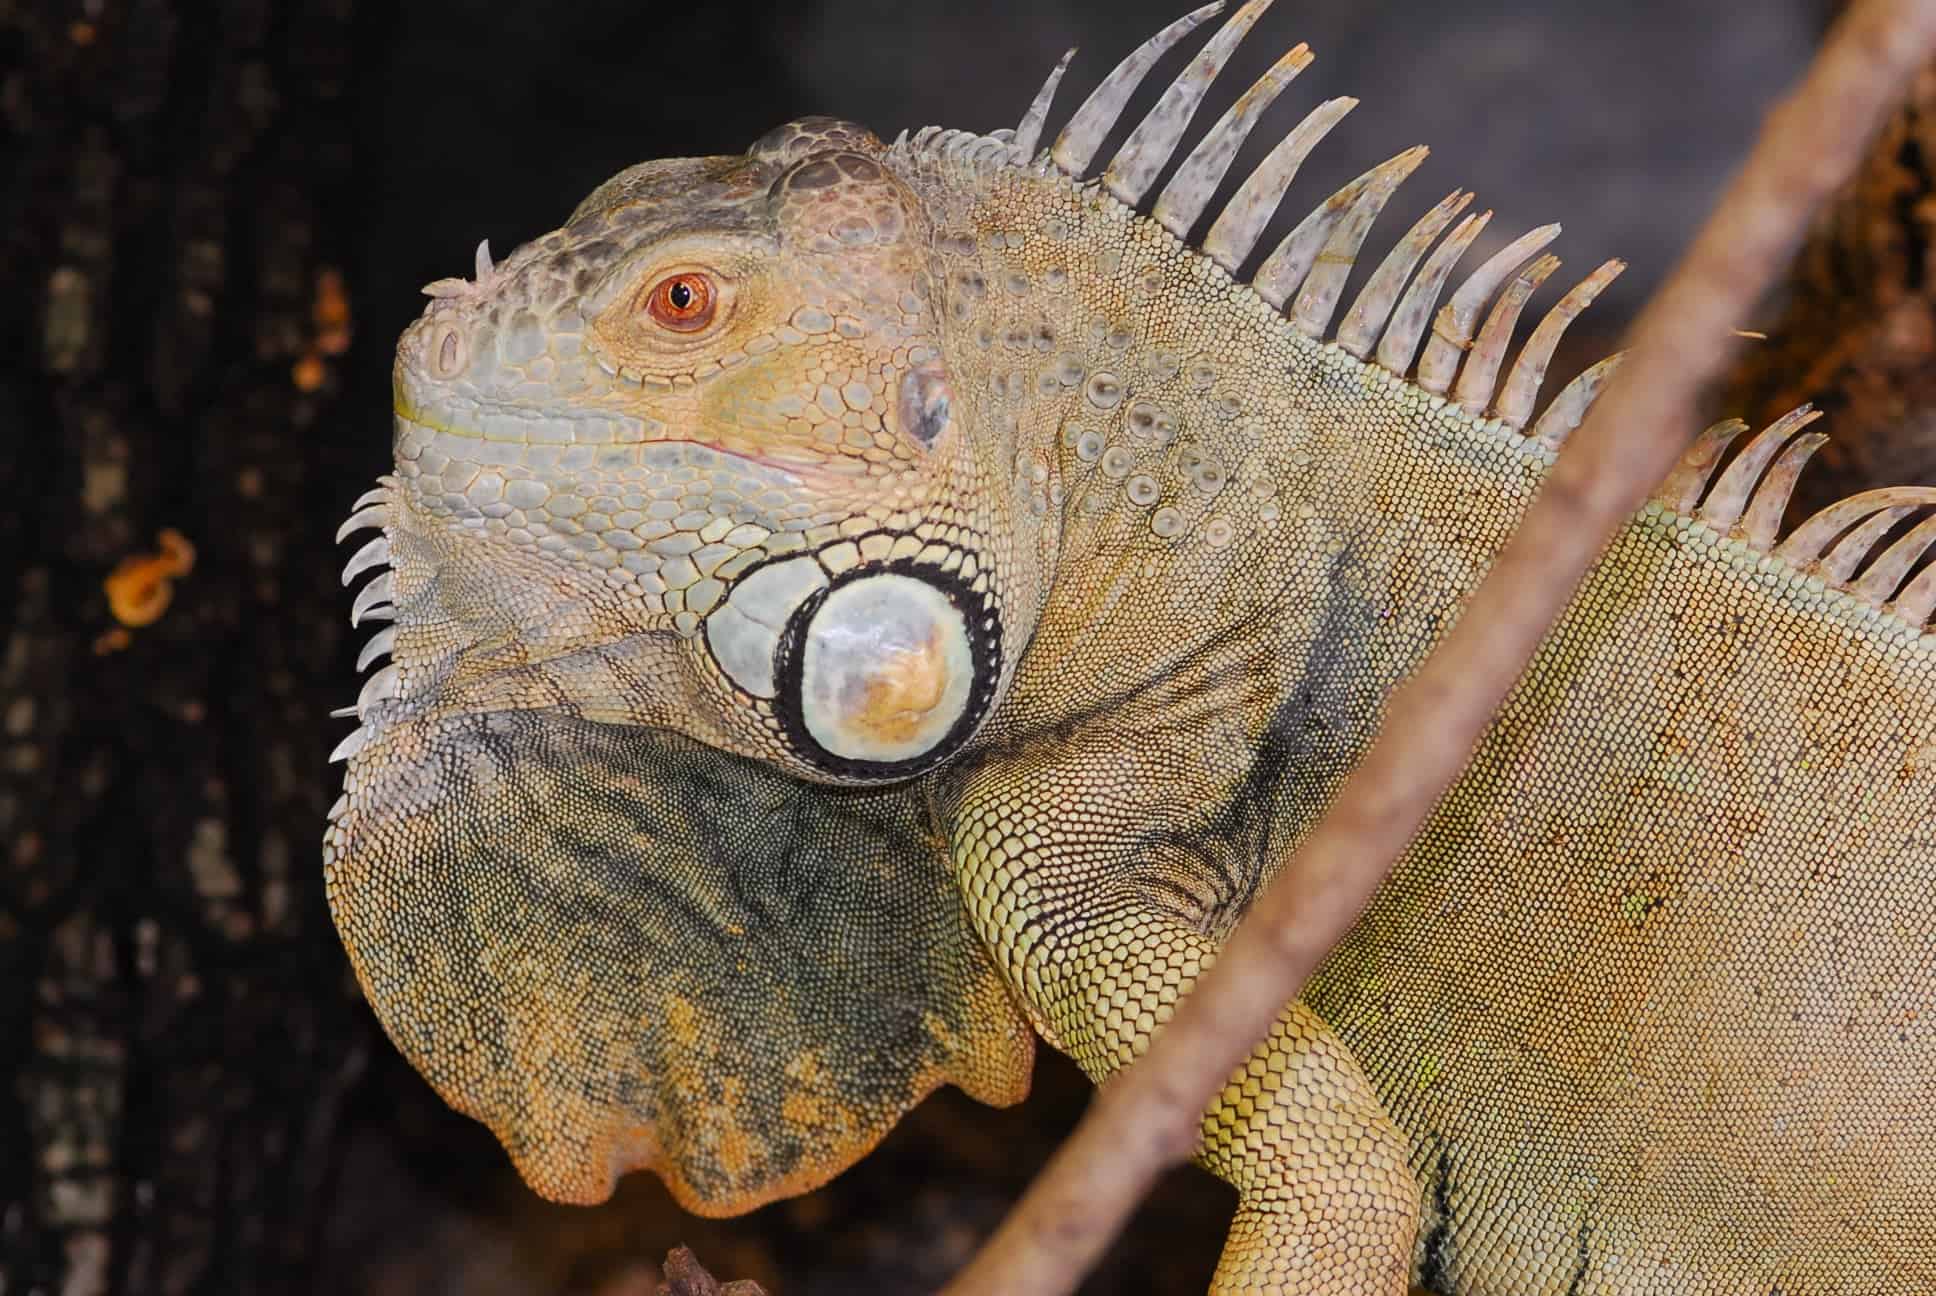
903,153,1549,780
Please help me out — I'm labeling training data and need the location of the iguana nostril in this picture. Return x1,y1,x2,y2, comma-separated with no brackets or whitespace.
429,322,466,378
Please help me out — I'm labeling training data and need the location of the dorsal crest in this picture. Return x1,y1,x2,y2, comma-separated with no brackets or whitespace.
885,0,1936,639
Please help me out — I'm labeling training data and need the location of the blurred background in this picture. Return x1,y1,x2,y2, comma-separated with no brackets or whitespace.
0,1,1854,1292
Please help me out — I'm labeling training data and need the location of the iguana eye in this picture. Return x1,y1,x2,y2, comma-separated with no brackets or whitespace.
645,272,717,332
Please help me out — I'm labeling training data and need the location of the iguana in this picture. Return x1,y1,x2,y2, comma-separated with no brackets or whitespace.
321,4,1936,1291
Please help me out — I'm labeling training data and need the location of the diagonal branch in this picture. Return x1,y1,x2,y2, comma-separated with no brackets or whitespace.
942,1,1936,1292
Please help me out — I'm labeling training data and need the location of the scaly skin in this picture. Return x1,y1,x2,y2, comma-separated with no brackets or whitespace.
324,16,1934,1294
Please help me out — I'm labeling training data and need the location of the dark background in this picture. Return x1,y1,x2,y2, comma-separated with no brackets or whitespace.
0,1,1837,1293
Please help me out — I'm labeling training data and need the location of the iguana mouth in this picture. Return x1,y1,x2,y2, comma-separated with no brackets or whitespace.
389,402,869,489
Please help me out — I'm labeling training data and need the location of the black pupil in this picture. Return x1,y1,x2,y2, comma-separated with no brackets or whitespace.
667,280,693,310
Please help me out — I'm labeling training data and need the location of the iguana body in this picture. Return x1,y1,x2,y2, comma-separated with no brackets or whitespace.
323,5,1935,1291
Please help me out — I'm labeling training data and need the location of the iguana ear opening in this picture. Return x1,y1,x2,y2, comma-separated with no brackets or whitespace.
323,705,1032,1211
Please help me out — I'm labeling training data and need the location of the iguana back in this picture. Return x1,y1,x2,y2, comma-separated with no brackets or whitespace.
1302,399,1936,1290
324,5,1934,1291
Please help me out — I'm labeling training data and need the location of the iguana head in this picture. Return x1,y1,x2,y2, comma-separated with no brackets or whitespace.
371,116,1040,786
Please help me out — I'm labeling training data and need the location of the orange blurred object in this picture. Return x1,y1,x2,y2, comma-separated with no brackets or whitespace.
105,528,197,627
314,267,352,354
292,351,326,391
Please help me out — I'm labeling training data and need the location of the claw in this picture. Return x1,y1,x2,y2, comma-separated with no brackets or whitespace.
329,726,371,763
341,536,391,586
350,572,395,627
335,505,388,545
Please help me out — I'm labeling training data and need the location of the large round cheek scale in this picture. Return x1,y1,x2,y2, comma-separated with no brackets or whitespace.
796,574,975,765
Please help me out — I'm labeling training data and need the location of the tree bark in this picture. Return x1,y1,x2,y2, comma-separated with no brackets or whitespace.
1,2,372,1291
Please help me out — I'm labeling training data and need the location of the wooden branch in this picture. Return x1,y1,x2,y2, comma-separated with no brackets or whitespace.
942,2,1936,1292
657,1245,770,1296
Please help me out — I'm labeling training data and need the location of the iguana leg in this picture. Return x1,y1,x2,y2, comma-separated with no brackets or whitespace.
1198,997,1419,1294
952,782,1419,1294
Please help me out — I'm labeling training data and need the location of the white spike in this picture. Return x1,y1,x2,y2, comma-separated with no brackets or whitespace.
1773,484,1936,565
1418,223,1561,396
1290,147,1430,336
1105,0,1274,207
1336,190,1472,360
1856,512,1936,605
341,535,391,586
475,239,495,283
1654,418,1748,513
1698,406,1823,533
1453,253,1559,416
328,704,358,719
1014,48,1076,158
357,664,402,718
1254,150,1422,311
1202,97,1355,274
356,625,397,673
1251,172,1369,309
1531,351,1623,451
1778,489,1911,566
328,726,371,764
1893,553,1936,625
334,505,388,545
350,572,395,627
350,486,390,513
1740,432,1828,550
1819,506,1916,585
326,793,350,822
1153,44,1312,239
1376,209,1491,377
1052,3,1225,179
1495,259,1625,429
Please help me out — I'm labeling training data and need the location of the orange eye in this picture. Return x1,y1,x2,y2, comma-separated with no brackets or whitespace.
645,272,717,332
